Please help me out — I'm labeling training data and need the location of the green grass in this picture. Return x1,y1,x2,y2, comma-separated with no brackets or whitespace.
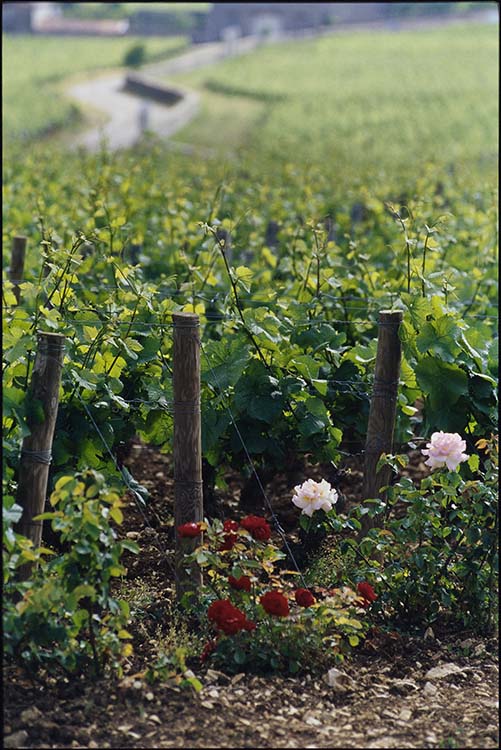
176,91,266,152
2,34,188,141
170,22,498,184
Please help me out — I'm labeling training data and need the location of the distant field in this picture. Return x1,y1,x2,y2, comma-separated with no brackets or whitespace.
62,2,210,18
2,34,188,141
171,23,498,183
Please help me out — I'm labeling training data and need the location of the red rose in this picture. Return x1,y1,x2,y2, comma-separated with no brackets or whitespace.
243,619,256,631
294,588,316,608
177,522,202,538
219,532,238,551
208,599,231,623
357,581,377,605
260,591,289,617
240,515,271,541
223,519,239,532
219,610,248,635
252,525,271,541
228,575,252,592
207,599,248,635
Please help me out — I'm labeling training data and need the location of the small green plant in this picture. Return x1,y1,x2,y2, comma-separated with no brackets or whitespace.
439,735,461,749
178,514,369,675
303,538,357,590
145,647,202,692
124,43,146,68
3,469,139,678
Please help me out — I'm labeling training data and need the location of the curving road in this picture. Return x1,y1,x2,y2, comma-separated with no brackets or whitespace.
67,38,259,152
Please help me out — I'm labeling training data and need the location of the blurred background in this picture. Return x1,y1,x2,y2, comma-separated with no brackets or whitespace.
3,1,498,173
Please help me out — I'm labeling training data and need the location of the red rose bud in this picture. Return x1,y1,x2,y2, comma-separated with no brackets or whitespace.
219,532,238,551
200,638,218,664
223,519,239,532
252,525,271,541
243,619,256,631
294,588,316,607
177,522,202,538
240,515,271,541
260,591,290,617
357,581,378,604
228,575,252,592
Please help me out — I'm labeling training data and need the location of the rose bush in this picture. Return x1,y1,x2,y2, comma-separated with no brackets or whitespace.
288,441,497,632
3,470,138,678
179,514,369,674
349,435,499,630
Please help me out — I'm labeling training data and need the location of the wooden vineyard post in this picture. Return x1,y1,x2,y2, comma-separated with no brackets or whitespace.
173,312,203,601
15,332,65,576
359,310,403,552
9,235,27,304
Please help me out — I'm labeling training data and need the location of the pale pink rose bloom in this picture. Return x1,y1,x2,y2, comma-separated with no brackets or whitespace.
292,478,338,517
421,431,469,471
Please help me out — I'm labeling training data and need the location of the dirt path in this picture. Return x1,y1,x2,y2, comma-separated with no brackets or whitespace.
67,38,258,152
4,649,499,749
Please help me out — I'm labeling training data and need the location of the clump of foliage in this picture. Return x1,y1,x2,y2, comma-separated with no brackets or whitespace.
124,43,146,68
145,647,202,691
178,515,369,675
3,470,138,678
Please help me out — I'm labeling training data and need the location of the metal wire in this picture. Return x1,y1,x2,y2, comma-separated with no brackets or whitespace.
76,393,176,576
199,339,309,588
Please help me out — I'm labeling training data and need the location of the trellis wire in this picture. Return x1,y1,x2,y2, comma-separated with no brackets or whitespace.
7,314,441,587
76,392,177,577
11,346,176,567
199,339,309,588
3,306,498,324
74,360,308,584
6,278,496,311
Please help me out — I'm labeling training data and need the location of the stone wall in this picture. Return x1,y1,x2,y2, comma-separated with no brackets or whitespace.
123,74,184,106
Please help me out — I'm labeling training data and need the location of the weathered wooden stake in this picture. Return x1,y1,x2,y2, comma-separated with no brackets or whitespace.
359,310,403,546
9,235,27,304
173,312,203,601
15,332,65,575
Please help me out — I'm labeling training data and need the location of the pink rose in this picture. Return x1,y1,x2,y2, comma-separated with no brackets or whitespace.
422,432,469,471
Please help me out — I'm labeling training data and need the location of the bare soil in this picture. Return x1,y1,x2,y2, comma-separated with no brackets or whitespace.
3,442,499,749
